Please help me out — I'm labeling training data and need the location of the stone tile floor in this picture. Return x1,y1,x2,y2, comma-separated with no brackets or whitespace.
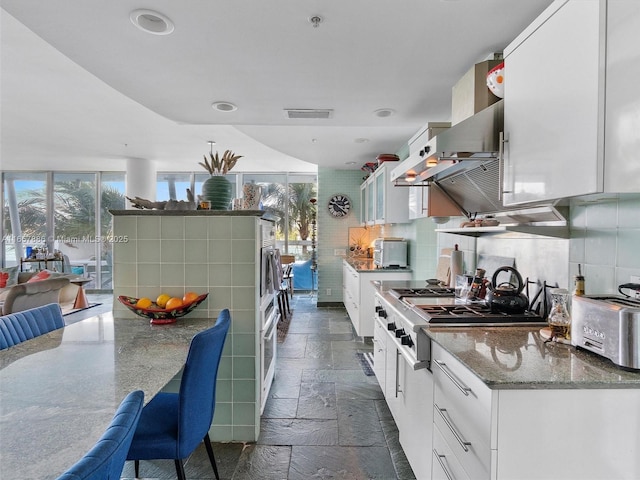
78,293,415,479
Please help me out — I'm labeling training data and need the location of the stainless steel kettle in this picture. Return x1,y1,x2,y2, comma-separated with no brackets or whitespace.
485,266,529,314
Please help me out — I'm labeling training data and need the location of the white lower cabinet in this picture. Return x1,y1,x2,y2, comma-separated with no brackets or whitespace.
432,343,492,480
400,364,433,479
375,298,433,480
431,342,640,480
432,425,470,480
373,317,387,392
342,261,411,337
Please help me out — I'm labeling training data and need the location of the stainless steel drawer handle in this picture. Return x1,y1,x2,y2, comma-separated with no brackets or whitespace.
435,403,472,452
434,360,472,396
433,449,455,480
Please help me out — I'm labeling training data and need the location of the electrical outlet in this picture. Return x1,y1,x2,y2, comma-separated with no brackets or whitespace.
326,288,332,296
334,249,345,256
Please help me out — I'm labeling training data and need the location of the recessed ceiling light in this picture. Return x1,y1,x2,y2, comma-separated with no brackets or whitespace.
374,108,395,118
212,101,238,112
130,9,174,35
354,138,369,143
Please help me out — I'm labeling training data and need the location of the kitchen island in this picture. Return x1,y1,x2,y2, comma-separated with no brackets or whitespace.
373,280,640,480
110,210,274,442
0,312,216,479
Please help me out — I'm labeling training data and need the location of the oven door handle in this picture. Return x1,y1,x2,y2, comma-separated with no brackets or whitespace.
263,312,279,338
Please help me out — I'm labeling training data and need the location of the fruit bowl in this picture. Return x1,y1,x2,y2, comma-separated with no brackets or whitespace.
118,293,209,324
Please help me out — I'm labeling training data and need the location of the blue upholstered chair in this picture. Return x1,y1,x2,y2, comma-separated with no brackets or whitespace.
126,309,231,480
292,259,314,290
57,390,144,480
0,303,65,350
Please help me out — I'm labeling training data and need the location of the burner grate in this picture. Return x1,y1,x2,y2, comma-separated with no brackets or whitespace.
389,287,456,298
417,304,545,324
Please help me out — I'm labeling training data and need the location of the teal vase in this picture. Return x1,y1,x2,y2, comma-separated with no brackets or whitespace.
202,175,232,210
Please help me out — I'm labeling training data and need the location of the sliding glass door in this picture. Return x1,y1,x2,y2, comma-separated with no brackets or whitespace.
2,172,125,290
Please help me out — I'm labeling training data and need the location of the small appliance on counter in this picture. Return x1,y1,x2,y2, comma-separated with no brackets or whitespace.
373,238,407,269
571,294,640,370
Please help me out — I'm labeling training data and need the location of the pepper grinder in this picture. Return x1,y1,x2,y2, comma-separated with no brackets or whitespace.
574,264,585,296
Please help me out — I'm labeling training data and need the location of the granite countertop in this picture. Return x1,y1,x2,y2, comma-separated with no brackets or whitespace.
343,257,412,273
425,326,640,390
372,280,640,389
0,313,216,479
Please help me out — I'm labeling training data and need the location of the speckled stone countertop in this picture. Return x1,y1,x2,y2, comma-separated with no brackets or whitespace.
425,326,640,389
373,280,640,389
0,312,216,479
343,257,412,273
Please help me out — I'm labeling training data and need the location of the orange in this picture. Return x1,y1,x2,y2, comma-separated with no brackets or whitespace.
156,293,171,308
135,297,152,309
165,297,183,310
182,292,199,304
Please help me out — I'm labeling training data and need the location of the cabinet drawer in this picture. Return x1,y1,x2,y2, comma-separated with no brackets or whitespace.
432,425,471,480
432,343,493,476
433,402,490,479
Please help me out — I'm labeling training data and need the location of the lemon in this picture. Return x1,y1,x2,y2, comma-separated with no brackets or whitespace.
135,297,152,309
156,293,171,308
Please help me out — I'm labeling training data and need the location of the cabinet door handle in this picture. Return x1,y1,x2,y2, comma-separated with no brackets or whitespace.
435,403,471,452
434,360,472,396
433,449,455,480
499,131,512,198
395,349,403,397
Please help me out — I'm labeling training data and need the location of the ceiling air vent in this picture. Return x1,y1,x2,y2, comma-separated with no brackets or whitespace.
285,109,333,119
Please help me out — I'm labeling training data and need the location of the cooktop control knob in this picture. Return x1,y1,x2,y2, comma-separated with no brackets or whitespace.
387,322,396,331
395,328,406,338
378,309,387,319
375,306,382,313
401,335,414,348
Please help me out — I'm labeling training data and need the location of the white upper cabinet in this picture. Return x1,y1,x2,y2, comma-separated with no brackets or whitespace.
502,0,603,205
502,0,639,206
359,162,409,225
604,0,640,190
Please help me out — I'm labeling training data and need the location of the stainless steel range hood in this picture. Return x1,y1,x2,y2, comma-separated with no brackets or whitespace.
392,99,568,235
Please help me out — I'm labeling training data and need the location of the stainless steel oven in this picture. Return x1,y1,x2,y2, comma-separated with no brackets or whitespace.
259,219,278,413
260,296,278,412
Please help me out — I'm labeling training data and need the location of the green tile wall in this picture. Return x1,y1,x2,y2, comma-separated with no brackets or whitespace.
317,168,368,303
570,194,640,294
112,214,264,442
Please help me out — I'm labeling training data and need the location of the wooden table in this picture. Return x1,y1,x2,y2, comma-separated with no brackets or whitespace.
0,312,216,479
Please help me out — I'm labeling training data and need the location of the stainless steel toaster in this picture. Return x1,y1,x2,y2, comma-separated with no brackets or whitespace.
571,295,640,370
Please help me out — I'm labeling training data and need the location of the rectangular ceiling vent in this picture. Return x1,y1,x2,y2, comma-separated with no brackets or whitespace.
285,108,333,119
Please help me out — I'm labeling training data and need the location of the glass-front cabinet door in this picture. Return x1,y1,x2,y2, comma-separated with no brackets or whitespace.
375,168,385,224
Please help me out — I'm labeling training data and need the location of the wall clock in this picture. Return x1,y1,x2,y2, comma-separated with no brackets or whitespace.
327,194,351,218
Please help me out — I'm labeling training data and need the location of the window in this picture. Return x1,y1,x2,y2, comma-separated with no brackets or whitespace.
2,172,48,266
243,173,317,260
1,171,125,290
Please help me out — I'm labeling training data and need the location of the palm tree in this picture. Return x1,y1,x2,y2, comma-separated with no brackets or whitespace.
261,181,317,255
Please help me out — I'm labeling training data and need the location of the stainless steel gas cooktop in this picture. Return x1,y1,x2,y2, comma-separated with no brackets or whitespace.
415,304,545,325
388,287,456,298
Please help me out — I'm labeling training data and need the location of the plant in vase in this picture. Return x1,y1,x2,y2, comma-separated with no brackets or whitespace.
199,149,243,210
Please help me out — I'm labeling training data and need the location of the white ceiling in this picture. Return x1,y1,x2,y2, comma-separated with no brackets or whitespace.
0,1,553,173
